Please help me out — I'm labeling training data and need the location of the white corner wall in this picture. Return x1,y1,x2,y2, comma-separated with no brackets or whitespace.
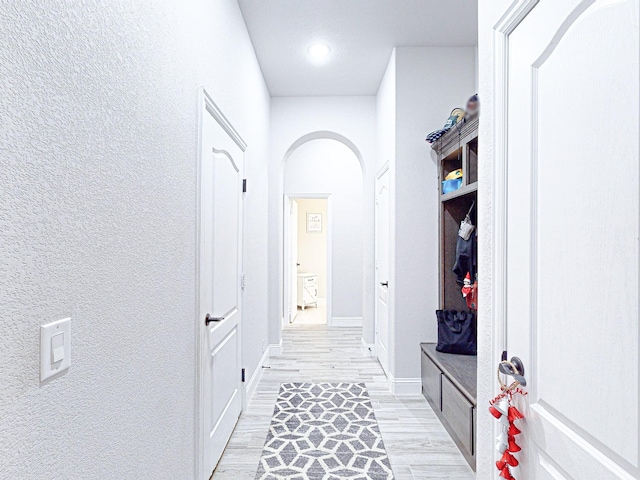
376,50,397,173
377,47,476,389
268,96,377,347
0,1,270,477
285,141,364,319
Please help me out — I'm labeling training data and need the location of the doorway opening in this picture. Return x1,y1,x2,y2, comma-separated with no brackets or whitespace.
281,137,364,332
287,197,328,325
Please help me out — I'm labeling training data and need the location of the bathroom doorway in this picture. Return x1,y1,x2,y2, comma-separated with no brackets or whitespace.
284,196,329,325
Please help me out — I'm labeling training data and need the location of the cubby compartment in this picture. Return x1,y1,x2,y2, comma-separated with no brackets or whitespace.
467,137,478,185
441,147,464,179
441,193,476,312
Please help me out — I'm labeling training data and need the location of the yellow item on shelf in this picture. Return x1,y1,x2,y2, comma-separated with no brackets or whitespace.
445,169,463,181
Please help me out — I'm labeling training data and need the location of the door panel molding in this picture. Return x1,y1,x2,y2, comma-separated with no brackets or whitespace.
212,147,240,173
532,403,637,479
525,2,639,475
202,90,247,152
492,0,539,368
211,388,239,439
210,325,238,357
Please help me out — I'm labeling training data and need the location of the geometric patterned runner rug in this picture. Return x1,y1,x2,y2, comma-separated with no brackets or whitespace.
254,383,395,480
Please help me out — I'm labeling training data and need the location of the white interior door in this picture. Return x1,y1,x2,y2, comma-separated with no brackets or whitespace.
290,199,299,323
199,93,244,478
497,1,639,478
375,168,391,376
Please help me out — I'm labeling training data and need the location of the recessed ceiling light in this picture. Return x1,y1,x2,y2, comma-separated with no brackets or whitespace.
307,43,331,63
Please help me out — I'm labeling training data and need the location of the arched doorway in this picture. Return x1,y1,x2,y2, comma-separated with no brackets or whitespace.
282,137,365,328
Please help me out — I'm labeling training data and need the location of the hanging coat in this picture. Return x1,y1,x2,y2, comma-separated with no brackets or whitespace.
453,231,476,286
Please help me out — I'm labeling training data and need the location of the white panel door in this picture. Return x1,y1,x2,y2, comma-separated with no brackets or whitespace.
199,96,244,477
375,168,391,375
497,1,639,478
290,199,299,323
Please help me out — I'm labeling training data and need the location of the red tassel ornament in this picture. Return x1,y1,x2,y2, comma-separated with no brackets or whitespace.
495,397,509,416
502,451,519,467
508,423,522,436
489,405,503,419
508,405,525,423
508,436,521,452
493,362,528,480
499,465,514,479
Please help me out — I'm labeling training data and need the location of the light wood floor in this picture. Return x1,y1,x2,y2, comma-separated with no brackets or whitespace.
213,325,475,480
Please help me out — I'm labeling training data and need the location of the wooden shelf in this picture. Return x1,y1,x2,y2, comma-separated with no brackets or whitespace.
441,182,478,203
432,114,479,157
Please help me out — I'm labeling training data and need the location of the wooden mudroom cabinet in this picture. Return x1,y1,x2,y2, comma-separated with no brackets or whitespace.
421,114,478,471
421,343,477,470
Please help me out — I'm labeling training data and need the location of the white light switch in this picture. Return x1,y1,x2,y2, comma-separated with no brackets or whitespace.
40,318,70,381
51,333,65,363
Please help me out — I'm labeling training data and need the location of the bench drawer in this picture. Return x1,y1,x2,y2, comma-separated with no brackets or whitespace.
441,375,474,457
421,353,442,410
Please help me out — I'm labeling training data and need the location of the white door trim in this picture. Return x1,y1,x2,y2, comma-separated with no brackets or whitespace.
283,193,332,327
195,87,247,480
477,3,540,476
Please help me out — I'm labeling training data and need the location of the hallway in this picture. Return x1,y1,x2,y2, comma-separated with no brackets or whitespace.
213,325,474,479
291,303,327,325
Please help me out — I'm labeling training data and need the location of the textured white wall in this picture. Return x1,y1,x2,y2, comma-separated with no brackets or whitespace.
285,141,364,318
0,1,270,478
295,199,328,298
376,51,397,173
268,96,377,345
378,47,476,382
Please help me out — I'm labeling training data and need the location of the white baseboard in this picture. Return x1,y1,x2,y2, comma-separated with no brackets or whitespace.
360,337,376,357
246,347,269,403
269,338,283,357
388,372,422,396
331,316,363,327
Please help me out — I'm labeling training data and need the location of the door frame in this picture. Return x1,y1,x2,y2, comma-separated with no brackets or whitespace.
374,161,390,370
195,87,247,480
477,3,539,475
283,193,332,326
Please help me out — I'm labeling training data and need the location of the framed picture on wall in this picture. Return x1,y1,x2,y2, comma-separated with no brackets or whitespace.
307,213,322,233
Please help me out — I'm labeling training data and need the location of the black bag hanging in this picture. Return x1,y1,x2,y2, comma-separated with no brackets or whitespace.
435,310,477,355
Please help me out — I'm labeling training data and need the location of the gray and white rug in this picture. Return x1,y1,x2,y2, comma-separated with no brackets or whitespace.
255,382,395,480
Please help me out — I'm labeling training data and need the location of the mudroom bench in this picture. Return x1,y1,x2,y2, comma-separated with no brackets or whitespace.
420,343,477,470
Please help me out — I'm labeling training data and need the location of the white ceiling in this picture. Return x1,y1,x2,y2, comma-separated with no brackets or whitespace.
237,0,478,97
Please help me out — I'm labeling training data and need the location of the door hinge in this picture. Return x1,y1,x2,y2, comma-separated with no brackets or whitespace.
241,368,246,383
241,273,246,291
242,179,247,193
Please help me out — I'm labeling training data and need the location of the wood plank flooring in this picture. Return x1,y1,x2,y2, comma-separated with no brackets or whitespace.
212,325,475,480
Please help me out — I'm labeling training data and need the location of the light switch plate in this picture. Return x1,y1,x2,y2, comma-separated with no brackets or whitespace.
40,318,71,381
